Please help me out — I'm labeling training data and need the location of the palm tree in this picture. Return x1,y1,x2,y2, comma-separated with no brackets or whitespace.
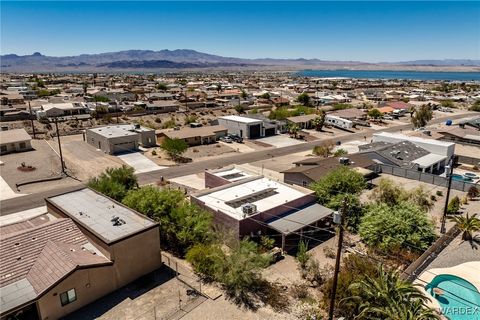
312,111,326,131
449,213,480,241
347,266,439,320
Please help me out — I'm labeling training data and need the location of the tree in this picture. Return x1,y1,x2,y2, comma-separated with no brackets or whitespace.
359,202,436,253
411,105,433,128
161,138,188,160
312,111,326,131
235,104,245,114
332,103,353,110
156,83,168,91
447,196,460,214
369,178,433,211
296,240,311,271
347,266,440,320
467,186,480,200
94,95,110,102
186,243,226,281
220,239,272,301
312,143,334,158
440,100,454,108
321,254,380,318
123,186,213,255
367,108,382,120
297,93,311,106
287,123,300,139
470,100,480,112
334,148,348,157
241,90,248,99
260,92,271,100
88,165,137,201
312,166,366,206
449,213,480,241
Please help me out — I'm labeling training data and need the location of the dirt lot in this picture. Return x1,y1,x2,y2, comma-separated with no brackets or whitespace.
0,139,81,194
44,134,124,181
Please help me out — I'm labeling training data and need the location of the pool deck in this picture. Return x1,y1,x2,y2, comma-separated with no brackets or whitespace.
413,232,480,311
415,261,480,311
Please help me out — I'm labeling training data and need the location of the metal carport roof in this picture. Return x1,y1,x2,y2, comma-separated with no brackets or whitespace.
267,204,333,236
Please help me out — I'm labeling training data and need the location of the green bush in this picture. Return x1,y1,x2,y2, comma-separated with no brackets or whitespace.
186,243,226,281
447,196,460,214
87,165,137,201
359,202,436,253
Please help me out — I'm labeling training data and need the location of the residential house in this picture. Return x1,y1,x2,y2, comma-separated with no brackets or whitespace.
218,115,264,139
85,124,156,155
192,168,333,251
156,125,228,146
282,154,375,187
0,128,33,155
0,188,161,320
37,102,90,120
286,114,317,129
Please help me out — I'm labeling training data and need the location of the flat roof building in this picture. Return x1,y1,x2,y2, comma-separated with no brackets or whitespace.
218,115,264,139
192,170,333,249
85,124,156,154
0,128,33,155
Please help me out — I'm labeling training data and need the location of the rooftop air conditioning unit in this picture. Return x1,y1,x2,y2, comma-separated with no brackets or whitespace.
241,203,257,217
339,157,350,165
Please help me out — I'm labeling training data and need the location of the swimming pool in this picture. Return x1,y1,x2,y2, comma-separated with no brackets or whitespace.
425,274,480,320
451,174,474,182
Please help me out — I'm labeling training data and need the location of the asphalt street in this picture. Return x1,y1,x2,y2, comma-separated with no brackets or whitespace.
0,112,473,216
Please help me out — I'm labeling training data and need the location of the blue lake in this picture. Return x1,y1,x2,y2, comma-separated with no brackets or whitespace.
296,70,480,81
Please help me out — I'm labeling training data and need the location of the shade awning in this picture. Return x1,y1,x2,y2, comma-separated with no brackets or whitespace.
267,204,333,236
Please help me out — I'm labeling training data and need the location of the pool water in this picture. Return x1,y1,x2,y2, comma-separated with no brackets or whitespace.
425,274,480,320
451,174,473,182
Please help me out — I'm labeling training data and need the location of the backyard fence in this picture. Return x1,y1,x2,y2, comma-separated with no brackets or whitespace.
401,225,461,282
371,163,476,192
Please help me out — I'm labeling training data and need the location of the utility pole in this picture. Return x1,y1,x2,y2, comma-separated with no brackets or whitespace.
54,118,66,174
328,198,348,320
28,101,36,138
441,156,454,234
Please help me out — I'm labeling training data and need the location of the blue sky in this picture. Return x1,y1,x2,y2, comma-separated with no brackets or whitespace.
1,1,479,62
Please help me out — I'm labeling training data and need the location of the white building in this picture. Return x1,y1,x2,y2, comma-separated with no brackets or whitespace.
218,115,264,139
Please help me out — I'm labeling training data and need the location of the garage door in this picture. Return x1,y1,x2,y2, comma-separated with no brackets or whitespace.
264,128,276,136
112,141,136,154
249,124,261,139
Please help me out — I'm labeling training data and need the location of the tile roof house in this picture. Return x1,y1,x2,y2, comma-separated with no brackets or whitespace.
157,125,228,146
1,188,162,320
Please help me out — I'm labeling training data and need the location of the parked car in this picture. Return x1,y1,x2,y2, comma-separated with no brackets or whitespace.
228,134,243,143
220,136,233,143
383,115,394,120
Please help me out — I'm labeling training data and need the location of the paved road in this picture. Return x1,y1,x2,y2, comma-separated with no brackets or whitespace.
0,112,473,216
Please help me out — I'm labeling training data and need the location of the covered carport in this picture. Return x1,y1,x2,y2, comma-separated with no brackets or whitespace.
267,203,333,251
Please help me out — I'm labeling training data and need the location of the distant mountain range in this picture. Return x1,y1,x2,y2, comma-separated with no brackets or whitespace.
1,49,479,72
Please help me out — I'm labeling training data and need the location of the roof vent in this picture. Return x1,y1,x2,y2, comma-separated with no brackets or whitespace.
111,216,126,226
241,203,257,217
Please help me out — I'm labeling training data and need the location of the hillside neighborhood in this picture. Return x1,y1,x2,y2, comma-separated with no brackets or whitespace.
1,71,479,320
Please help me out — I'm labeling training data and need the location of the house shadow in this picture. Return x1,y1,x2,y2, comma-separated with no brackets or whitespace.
62,265,175,320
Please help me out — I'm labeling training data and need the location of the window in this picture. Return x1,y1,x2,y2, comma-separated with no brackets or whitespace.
302,181,308,187
19,142,26,149
0,145,6,152
60,288,77,306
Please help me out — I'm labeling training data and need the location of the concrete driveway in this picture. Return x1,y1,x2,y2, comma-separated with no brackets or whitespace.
117,152,166,174
256,134,305,148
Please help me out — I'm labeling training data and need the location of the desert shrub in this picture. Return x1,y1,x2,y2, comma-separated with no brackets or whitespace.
447,196,460,214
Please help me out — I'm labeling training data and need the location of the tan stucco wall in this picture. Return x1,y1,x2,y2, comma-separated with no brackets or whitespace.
37,266,115,320
110,227,162,287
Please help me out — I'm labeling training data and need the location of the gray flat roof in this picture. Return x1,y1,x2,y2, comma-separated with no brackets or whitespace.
88,125,139,138
267,203,332,235
47,188,156,244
